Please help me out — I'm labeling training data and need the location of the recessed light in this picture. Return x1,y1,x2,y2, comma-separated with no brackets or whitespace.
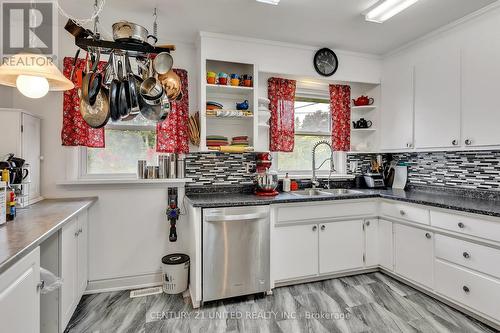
365,0,420,23
256,0,280,5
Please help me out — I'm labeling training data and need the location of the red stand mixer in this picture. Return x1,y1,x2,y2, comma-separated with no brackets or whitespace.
255,153,279,196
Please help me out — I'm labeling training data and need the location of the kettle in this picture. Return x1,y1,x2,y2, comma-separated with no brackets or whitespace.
353,118,373,129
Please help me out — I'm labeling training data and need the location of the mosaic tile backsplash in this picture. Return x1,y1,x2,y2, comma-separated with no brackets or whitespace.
349,151,500,191
185,152,256,187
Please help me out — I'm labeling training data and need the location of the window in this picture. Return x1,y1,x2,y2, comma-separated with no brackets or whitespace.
277,96,333,173
85,115,158,175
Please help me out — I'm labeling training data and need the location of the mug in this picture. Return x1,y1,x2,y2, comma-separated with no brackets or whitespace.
230,73,239,79
218,77,228,85
230,78,240,86
207,71,216,84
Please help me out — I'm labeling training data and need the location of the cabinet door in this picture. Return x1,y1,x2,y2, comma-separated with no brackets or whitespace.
0,247,40,333
60,218,78,328
364,219,379,267
319,220,364,274
462,37,500,147
21,113,41,201
394,224,433,288
77,210,89,295
273,224,318,281
414,47,460,148
380,57,414,150
378,219,394,271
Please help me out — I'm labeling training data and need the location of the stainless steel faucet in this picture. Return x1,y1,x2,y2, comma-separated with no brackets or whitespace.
312,140,335,189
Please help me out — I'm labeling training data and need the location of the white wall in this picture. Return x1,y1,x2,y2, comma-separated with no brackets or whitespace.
0,86,13,108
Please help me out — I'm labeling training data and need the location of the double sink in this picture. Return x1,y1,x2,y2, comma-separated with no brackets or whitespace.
289,188,363,197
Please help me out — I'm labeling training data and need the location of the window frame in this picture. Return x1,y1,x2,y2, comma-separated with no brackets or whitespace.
79,122,157,179
274,93,335,177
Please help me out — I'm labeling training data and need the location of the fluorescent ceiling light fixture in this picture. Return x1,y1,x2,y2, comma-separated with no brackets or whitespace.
365,0,420,23
256,0,280,5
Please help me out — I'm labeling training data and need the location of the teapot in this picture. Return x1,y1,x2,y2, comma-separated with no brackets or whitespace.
352,96,374,106
236,100,249,111
353,118,373,129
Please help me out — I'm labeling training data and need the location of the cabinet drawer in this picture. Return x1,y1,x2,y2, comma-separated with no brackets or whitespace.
381,201,430,225
435,234,500,278
435,260,500,321
431,211,500,243
277,201,375,223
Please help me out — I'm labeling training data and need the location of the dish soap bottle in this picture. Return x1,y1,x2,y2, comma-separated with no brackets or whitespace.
283,173,291,192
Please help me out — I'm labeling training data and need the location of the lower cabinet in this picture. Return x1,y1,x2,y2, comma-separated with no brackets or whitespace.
61,211,89,330
394,224,434,288
273,224,318,281
0,247,41,333
378,219,394,271
319,220,364,274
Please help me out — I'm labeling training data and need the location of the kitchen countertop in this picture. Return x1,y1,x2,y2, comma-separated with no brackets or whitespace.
0,197,97,274
186,188,500,218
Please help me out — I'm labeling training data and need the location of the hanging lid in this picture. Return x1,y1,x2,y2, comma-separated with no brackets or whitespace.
162,253,189,265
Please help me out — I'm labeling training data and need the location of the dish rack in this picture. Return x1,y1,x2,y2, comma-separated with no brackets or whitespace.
10,182,31,208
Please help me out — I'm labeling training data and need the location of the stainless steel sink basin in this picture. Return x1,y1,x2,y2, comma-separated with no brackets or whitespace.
290,188,363,197
290,189,331,196
322,188,363,195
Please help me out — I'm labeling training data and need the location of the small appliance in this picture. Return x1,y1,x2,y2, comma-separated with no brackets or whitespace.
255,153,278,196
363,172,385,188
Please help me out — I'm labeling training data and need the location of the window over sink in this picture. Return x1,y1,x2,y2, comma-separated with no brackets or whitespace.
84,115,158,176
276,96,333,174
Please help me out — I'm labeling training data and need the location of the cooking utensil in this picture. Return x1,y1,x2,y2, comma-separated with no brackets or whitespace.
158,70,181,100
117,57,132,118
112,21,157,44
109,54,122,122
188,112,200,146
81,50,101,105
124,53,140,115
64,19,94,39
153,52,173,75
140,60,164,105
103,54,114,87
80,87,110,129
88,52,104,106
69,49,80,81
255,169,278,192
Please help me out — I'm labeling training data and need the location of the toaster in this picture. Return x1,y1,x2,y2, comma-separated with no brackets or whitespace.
363,173,385,188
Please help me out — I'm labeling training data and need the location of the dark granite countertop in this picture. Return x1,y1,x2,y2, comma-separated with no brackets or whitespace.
0,197,97,274
186,188,500,218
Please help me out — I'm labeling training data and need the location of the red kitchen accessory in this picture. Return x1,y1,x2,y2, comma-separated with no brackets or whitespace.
352,96,374,106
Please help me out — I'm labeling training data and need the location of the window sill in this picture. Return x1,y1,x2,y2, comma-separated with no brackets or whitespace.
57,178,192,186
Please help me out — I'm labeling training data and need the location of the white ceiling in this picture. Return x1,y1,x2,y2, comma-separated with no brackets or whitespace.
61,0,498,55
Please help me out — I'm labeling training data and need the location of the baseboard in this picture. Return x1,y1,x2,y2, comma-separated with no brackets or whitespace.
274,267,379,288
84,273,163,294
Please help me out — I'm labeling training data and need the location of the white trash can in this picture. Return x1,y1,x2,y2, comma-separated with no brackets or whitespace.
161,253,190,294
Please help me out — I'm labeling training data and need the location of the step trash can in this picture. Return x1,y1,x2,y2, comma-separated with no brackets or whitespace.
161,253,190,294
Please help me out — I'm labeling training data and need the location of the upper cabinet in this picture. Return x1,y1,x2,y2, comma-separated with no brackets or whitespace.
462,37,500,147
380,57,414,151
414,47,461,149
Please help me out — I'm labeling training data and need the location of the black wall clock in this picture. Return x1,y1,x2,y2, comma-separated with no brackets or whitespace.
313,48,339,77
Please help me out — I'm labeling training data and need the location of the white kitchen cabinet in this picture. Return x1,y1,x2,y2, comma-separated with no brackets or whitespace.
414,47,461,149
378,219,394,271
319,220,364,274
364,219,379,267
60,211,89,330
0,247,41,333
273,224,318,281
462,37,500,147
394,224,434,288
380,57,414,150
0,109,42,203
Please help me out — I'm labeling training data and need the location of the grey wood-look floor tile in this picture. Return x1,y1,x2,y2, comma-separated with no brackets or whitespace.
347,302,417,333
321,278,375,308
340,274,377,287
369,273,418,297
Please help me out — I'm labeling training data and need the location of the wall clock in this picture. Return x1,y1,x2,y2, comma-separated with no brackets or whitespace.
313,48,339,77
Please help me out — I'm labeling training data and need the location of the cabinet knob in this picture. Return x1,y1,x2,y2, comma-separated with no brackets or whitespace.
464,139,472,146
452,139,458,146
463,286,470,293
399,210,406,216
458,222,465,229
365,221,370,227
463,252,470,259
425,233,432,239
320,225,326,231
312,225,317,232
37,280,45,291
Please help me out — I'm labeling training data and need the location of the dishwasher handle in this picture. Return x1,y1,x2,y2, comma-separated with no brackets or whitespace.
204,212,268,222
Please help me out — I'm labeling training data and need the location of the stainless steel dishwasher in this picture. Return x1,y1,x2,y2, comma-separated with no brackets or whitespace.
203,205,270,302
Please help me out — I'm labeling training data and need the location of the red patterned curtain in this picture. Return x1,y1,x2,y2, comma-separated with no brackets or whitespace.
156,69,189,153
268,77,296,152
61,57,105,147
329,84,351,151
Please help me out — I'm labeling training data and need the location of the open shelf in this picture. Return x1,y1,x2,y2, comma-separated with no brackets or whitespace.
352,128,377,132
351,105,377,111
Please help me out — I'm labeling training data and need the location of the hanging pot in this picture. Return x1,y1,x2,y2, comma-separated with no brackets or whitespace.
153,52,173,75
80,88,110,129
158,70,181,100
112,21,158,44
109,54,122,122
140,60,164,104
116,57,132,119
124,52,141,115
